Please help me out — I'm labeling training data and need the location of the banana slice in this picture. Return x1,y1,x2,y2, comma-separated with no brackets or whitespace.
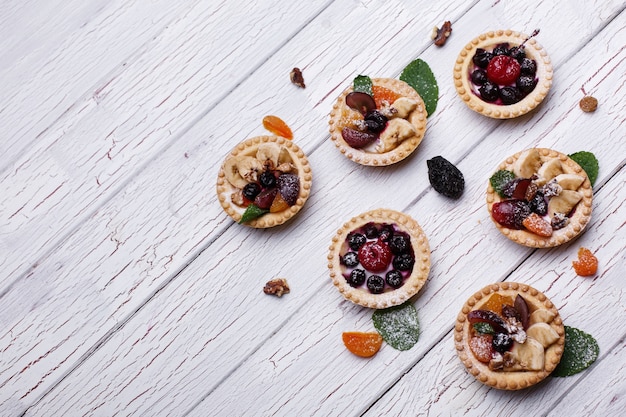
256,142,281,169
236,155,263,184
529,308,556,325
376,118,416,153
507,338,545,371
555,173,585,190
526,323,560,348
548,189,582,217
278,146,293,165
537,158,564,183
514,148,542,178
390,97,418,119
222,156,249,189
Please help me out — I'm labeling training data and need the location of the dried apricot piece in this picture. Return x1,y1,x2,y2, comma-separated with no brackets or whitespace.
522,212,553,237
269,193,290,213
262,115,293,139
482,293,514,315
342,331,383,358
372,85,400,107
572,247,598,276
469,334,493,363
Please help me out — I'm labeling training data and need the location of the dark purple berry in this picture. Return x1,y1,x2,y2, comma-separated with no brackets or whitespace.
479,81,499,102
472,48,493,68
499,87,522,105
389,233,410,254
491,199,531,229
366,275,385,294
529,190,548,216
471,69,488,85
509,45,526,61
348,269,366,287
492,333,513,353
364,224,379,239
242,183,261,200
385,270,403,288
427,156,465,199
342,251,359,268
277,173,300,206
393,253,415,271
259,170,276,188
516,75,537,94
492,43,510,56
378,224,394,242
347,232,367,251
520,58,537,75
364,111,388,133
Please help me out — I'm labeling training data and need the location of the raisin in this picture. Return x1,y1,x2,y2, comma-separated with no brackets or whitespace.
427,156,465,199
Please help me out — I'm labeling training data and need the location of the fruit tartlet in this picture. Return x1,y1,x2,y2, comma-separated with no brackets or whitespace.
487,148,592,247
453,30,553,119
454,282,565,390
327,209,430,309
216,135,312,228
328,78,427,166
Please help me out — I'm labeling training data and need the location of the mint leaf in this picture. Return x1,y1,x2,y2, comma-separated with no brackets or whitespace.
569,151,599,186
399,59,438,117
353,75,373,95
552,326,599,377
489,170,516,197
239,204,269,224
473,322,495,335
372,302,419,351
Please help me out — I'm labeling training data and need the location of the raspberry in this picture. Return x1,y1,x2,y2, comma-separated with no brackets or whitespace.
487,55,521,85
358,241,392,272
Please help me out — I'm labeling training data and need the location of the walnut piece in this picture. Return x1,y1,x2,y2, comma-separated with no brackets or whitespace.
290,68,306,88
431,21,452,46
579,96,598,112
263,278,290,297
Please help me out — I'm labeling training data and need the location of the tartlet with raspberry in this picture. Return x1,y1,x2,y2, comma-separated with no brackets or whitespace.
216,135,312,228
454,282,565,390
487,148,592,247
453,30,553,119
327,209,430,309
328,78,427,166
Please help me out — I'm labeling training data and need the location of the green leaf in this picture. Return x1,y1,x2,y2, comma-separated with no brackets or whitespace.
372,302,420,351
569,151,599,186
239,204,269,224
399,59,439,117
552,326,599,377
353,75,373,95
489,170,516,197
473,322,495,335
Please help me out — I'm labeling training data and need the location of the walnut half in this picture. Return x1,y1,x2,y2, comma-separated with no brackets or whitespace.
263,278,290,297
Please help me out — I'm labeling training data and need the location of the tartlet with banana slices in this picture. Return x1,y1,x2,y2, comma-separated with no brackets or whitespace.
216,135,312,228
486,148,592,247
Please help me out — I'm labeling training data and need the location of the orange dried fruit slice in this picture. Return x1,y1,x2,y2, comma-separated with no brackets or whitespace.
269,192,290,213
372,85,400,108
481,293,514,315
572,247,598,277
262,115,293,139
522,212,553,237
469,334,493,363
342,331,383,358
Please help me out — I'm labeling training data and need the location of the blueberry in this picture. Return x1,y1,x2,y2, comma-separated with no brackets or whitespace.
520,58,537,75
389,233,409,254
347,232,367,251
363,224,379,239
385,270,403,288
516,75,537,94
499,87,522,105
479,81,499,102
393,253,415,271
366,275,385,294
242,183,261,200
509,45,526,62
492,333,513,353
364,111,388,133
341,251,359,268
348,269,366,287
378,225,394,242
492,43,510,56
259,171,276,188
470,69,488,85
472,48,493,68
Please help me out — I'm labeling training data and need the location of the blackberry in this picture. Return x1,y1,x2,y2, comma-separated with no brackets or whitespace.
470,69,488,85
242,183,261,201
427,156,465,199
259,170,276,188
385,270,403,288
492,43,510,56
347,232,367,251
364,224,379,239
520,58,537,75
366,275,385,294
389,233,409,254
509,45,526,62
492,332,513,353
341,251,359,268
393,253,415,271
378,224,394,242
479,81,499,102
516,75,537,94
364,111,388,133
529,190,548,216
472,48,493,68
348,269,366,287
499,87,522,105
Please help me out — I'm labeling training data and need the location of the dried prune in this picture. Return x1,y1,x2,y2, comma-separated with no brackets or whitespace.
427,156,465,199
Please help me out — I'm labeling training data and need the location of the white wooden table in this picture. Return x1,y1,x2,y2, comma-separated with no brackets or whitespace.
1,1,625,415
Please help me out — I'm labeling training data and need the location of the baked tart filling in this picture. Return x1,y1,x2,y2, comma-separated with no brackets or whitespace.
328,209,430,309
216,135,312,228
455,282,565,390
454,30,553,119
487,148,592,247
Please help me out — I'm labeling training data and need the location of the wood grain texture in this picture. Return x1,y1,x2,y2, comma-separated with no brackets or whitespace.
0,0,624,416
